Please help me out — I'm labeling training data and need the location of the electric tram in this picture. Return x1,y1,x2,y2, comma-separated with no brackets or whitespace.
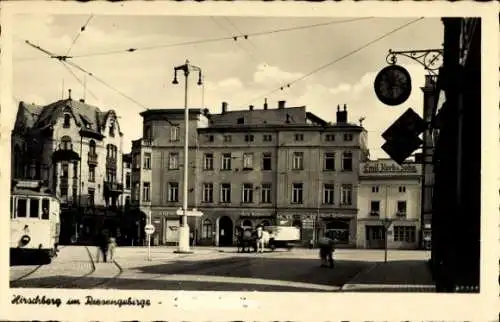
10,180,60,263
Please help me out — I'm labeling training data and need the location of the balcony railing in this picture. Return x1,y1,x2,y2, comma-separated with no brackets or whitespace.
104,181,123,193
59,177,69,189
88,152,98,165
369,211,380,217
396,212,407,217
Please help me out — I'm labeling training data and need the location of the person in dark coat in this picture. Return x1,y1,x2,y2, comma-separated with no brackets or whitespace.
96,229,109,263
318,234,335,268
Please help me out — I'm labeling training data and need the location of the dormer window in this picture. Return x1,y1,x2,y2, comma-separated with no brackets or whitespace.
109,119,115,137
63,114,71,128
61,136,72,150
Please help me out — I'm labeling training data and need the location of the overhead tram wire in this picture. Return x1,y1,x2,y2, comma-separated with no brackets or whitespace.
24,39,173,124
210,17,262,66
224,17,261,53
65,14,94,57
69,17,374,59
239,17,425,108
59,62,99,101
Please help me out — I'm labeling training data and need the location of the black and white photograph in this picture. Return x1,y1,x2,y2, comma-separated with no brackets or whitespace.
1,2,498,321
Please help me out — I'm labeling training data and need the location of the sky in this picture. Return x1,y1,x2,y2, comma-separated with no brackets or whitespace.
9,14,443,158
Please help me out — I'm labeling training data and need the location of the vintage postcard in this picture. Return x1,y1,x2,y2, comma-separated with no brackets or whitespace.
0,1,498,321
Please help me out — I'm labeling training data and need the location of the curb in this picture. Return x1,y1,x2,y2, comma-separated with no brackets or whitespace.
340,262,378,291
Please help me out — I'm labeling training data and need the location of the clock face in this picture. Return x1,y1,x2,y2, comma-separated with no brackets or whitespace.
374,65,412,106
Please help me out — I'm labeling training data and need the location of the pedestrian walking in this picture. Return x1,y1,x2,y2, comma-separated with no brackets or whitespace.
108,236,117,261
318,234,334,268
255,224,264,253
96,229,109,263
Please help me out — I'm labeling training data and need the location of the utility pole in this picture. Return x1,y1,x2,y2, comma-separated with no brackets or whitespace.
172,60,203,253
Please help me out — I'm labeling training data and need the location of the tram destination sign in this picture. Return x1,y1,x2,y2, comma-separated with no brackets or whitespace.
362,162,419,174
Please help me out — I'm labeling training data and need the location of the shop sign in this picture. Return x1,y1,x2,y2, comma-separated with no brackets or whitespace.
362,162,419,174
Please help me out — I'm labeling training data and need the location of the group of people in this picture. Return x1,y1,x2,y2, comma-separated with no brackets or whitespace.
235,225,265,253
95,229,117,263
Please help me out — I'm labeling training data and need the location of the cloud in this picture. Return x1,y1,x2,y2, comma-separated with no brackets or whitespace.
329,83,351,95
217,77,243,89
253,63,303,86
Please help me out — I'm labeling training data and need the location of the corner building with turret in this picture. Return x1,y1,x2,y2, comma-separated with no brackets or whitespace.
130,100,369,247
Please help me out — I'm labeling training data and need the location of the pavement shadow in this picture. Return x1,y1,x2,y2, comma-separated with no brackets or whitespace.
10,253,51,266
130,257,372,289
9,275,335,292
348,260,434,285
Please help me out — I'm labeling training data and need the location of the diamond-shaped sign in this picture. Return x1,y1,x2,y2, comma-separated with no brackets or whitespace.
382,108,427,141
382,135,423,165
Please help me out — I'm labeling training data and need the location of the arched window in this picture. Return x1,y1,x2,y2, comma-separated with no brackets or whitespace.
242,219,252,227
292,219,302,228
89,140,96,154
202,219,213,239
261,220,271,227
61,136,72,150
63,113,71,128
107,144,117,159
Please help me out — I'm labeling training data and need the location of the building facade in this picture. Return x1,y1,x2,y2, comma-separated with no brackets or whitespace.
357,159,422,249
11,90,128,244
131,100,369,247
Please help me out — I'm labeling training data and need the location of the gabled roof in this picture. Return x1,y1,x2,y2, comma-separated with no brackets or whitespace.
15,98,120,138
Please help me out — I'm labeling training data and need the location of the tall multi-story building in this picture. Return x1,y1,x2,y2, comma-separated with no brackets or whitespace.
357,159,422,249
11,90,128,244
130,100,369,247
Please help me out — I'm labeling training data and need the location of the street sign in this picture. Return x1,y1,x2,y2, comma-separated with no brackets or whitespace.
382,136,423,165
382,108,427,141
176,208,203,217
381,108,426,165
144,224,155,235
382,219,393,230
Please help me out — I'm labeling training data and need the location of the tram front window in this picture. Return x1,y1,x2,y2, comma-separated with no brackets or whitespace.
17,199,27,218
41,199,50,219
29,199,39,218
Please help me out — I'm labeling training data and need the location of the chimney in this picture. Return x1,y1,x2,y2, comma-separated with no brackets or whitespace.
79,99,85,103
263,98,268,110
424,74,435,88
222,101,228,114
278,100,286,109
249,105,254,111
336,104,348,123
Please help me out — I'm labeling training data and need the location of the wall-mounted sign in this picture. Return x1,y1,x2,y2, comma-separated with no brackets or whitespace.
362,162,419,174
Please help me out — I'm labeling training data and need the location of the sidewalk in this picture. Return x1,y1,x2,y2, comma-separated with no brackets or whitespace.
341,260,436,292
112,246,221,269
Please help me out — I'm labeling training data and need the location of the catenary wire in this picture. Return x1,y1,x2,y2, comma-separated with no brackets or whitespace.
224,17,260,53
68,17,374,59
239,17,425,108
65,14,94,57
59,62,99,101
210,17,262,66
23,39,171,124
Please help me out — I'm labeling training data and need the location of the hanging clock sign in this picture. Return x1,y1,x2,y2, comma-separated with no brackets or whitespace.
374,64,412,106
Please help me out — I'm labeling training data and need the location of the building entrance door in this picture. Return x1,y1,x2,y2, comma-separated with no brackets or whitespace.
365,225,385,249
218,216,233,246
325,219,350,244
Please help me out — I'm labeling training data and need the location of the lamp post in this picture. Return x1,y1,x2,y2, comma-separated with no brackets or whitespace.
172,59,203,253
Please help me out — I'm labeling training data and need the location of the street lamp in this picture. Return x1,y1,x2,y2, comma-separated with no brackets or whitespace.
172,59,203,253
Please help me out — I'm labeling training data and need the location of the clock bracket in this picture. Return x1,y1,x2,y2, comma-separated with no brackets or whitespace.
386,49,444,80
